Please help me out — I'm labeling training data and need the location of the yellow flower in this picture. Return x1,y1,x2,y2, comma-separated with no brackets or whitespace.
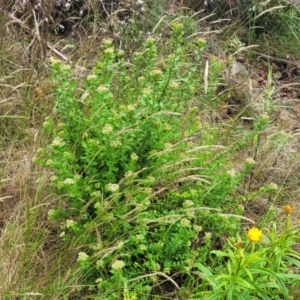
284,205,292,214
247,227,262,243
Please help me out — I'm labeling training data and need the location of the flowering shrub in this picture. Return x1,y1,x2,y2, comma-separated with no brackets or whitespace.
35,23,248,298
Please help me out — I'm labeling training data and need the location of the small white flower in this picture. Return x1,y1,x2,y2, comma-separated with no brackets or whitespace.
153,263,160,271
74,174,81,180
102,124,113,134
136,234,144,241
46,159,53,166
50,175,58,182
95,277,103,284
51,137,63,147
63,178,75,185
227,169,236,177
125,171,133,178
110,139,122,147
59,231,65,238
104,47,114,54
77,252,89,262
117,50,125,56
66,219,76,229
186,210,195,218
111,260,125,270
268,182,278,191
260,113,269,120
190,189,197,196
94,202,101,210
48,56,61,64
61,64,71,70
130,153,139,161
106,183,119,192
150,68,163,76
97,85,108,93
143,187,152,195
180,218,191,227
134,52,143,57
163,123,172,131
238,204,245,212
205,232,212,239
164,143,172,149
193,225,202,232
142,88,152,95
145,37,156,45
184,200,194,207
169,81,180,88
117,241,125,248
47,209,56,218
127,104,136,111
245,157,255,165
102,38,113,47
87,74,97,81
96,260,104,268
147,176,155,183
139,244,147,251
91,191,101,197
43,120,50,128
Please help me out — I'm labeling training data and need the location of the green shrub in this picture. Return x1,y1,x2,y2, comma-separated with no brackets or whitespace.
35,22,246,298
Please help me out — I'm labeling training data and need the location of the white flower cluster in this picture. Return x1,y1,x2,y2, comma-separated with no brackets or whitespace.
245,157,255,165
111,260,125,270
102,124,113,134
63,178,75,185
51,137,63,147
66,219,76,229
106,183,119,192
87,74,97,81
110,139,122,147
77,252,89,262
97,85,108,93
180,218,191,227
130,153,139,161
184,200,194,207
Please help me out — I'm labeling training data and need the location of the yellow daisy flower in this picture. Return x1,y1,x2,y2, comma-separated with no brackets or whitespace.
247,227,262,243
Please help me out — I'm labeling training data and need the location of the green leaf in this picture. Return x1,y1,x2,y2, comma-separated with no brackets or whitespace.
285,256,300,268
250,267,283,279
256,290,273,300
234,276,256,290
276,278,289,299
208,291,225,300
278,272,300,280
244,267,254,281
194,263,213,276
211,250,231,258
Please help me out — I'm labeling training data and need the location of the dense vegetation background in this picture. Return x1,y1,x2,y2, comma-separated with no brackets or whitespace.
1,0,300,299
